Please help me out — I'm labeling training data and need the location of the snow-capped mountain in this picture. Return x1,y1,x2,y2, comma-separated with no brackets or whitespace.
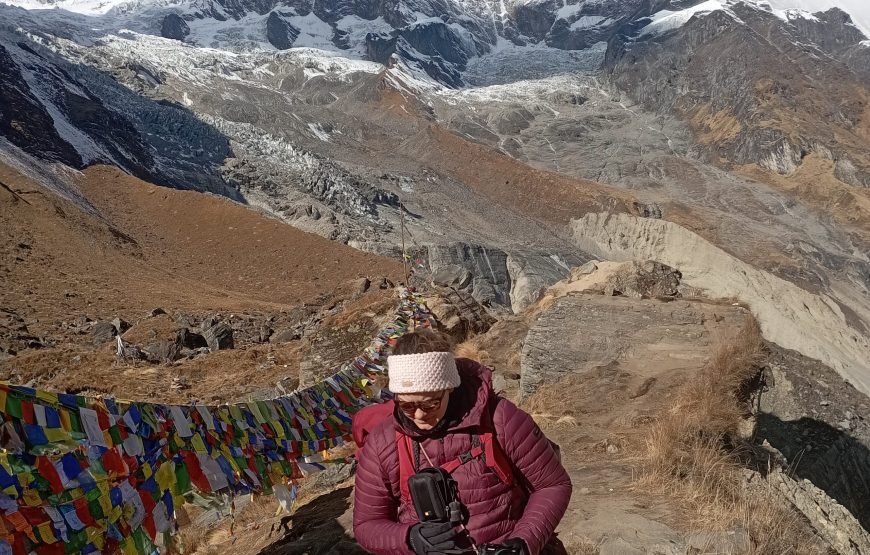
4,0,865,86
1,0,869,389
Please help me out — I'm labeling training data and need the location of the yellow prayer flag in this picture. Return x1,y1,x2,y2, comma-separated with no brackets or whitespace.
87,526,106,549
121,537,139,555
97,482,112,515
36,390,58,405
191,433,207,454
44,427,68,443
247,402,266,424
156,461,175,493
36,522,58,544
220,446,239,472
60,409,72,431
23,488,42,507
142,461,153,479
109,505,123,523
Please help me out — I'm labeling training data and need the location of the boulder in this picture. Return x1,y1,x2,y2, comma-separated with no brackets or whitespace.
575,260,599,275
160,14,190,41
431,265,473,289
111,318,131,334
603,261,681,299
311,462,356,490
271,328,301,343
428,244,582,314
354,277,371,295
428,244,511,309
202,322,234,351
90,322,117,344
178,328,208,349
143,339,182,363
506,253,580,313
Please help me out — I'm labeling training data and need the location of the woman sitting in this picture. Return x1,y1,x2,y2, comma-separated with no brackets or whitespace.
353,330,571,555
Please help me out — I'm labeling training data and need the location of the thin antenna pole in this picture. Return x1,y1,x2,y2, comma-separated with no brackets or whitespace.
400,201,409,287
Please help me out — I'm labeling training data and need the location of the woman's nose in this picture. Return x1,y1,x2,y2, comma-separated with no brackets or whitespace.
414,408,426,420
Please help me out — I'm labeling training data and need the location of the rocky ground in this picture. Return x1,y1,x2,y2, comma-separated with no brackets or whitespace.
152,261,870,554
0,161,403,402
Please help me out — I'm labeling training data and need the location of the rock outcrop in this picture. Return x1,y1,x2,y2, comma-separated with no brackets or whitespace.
570,213,870,397
520,294,748,398
201,321,234,351
266,12,300,50
160,14,189,41
602,260,681,299
759,470,870,555
755,344,870,533
427,244,582,314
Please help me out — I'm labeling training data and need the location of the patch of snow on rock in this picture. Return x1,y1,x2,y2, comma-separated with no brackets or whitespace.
570,15,611,30
640,0,726,36
763,0,870,37
556,2,583,20
307,122,330,142
286,13,334,50
463,39,606,86
336,15,393,55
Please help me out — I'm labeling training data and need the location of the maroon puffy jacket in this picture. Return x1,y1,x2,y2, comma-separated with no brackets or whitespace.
352,401,395,448
353,359,572,555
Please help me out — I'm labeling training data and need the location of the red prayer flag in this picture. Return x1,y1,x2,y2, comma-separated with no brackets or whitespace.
142,513,157,541
21,401,35,425
180,451,211,493
35,456,65,494
101,448,127,476
74,497,98,528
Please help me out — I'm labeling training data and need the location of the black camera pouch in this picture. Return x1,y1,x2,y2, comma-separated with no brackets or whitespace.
408,467,456,522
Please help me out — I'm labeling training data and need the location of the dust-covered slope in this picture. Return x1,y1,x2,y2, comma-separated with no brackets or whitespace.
0,160,402,338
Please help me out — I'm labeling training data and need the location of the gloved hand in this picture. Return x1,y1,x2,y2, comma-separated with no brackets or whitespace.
408,521,465,555
502,538,528,555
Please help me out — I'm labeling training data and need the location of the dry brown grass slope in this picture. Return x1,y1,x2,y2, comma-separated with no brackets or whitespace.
635,319,823,554
0,162,402,332
0,161,403,402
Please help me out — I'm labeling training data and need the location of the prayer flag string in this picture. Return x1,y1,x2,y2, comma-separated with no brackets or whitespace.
0,289,433,554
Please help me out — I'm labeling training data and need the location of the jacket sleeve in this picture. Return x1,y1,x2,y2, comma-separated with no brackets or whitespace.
495,399,572,555
353,428,414,555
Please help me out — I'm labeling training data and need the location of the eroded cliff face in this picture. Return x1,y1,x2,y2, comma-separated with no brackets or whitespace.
569,212,870,397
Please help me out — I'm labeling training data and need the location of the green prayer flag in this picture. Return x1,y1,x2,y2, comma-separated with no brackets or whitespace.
5,395,22,419
67,410,82,434
65,529,88,553
108,425,122,445
88,497,105,521
133,527,151,553
175,462,191,494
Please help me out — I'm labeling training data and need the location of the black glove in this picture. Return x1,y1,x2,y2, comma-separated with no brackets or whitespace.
502,538,528,555
408,521,465,555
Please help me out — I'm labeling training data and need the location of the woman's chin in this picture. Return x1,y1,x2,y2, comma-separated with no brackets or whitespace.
414,420,436,430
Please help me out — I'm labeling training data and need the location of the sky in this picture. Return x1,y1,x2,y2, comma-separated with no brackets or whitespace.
767,0,870,37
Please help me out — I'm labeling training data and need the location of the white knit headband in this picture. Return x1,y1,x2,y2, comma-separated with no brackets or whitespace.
387,351,460,394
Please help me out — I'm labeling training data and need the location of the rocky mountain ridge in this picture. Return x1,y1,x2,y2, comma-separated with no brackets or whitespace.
0,0,868,397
